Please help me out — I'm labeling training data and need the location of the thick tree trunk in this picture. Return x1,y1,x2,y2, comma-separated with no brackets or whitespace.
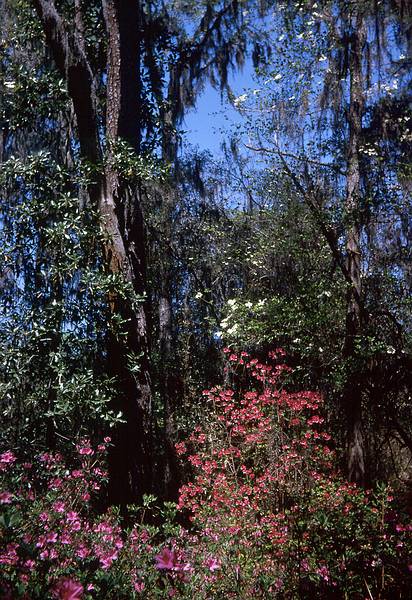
34,0,154,504
101,176,153,505
102,0,153,505
343,11,366,485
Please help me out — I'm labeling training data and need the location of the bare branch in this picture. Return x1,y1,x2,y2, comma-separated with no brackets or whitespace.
244,144,347,176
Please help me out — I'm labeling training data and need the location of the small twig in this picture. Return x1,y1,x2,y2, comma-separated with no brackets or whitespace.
55,431,71,442
364,577,374,600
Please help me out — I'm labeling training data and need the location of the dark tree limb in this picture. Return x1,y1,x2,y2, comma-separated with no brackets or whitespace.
32,0,101,167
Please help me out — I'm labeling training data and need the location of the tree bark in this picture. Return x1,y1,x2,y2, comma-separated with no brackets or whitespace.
343,10,366,485
158,239,177,497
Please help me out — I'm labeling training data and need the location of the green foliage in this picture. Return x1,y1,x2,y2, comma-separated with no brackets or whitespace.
107,140,169,182
0,153,122,449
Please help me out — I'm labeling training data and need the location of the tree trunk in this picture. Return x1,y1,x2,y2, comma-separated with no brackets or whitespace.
157,92,180,498
34,0,154,505
102,0,153,505
343,10,366,485
158,242,177,497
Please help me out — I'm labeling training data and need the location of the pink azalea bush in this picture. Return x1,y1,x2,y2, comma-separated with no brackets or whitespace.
175,349,412,598
1,351,411,598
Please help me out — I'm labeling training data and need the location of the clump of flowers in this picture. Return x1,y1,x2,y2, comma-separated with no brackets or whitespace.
0,438,116,598
51,578,84,600
0,437,188,599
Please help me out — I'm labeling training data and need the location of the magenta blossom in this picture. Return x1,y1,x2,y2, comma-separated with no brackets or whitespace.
134,581,145,593
78,446,94,456
205,557,220,572
0,451,16,471
66,511,79,522
0,491,13,504
53,500,66,513
155,547,182,570
52,578,83,600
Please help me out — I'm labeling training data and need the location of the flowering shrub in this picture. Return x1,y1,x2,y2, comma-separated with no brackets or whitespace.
1,352,411,598
0,437,187,598
175,349,412,598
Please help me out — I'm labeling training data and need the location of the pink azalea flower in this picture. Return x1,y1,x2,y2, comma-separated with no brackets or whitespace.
300,559,310,572
0,491,13,504
175,442,187,456
36,535,46,548
60,533,72,545
0,451,16,464
53,501,66,513
66,511,79,522
155,547,182,570
48,478,63,490
99,551,118,570
39,512,49,522
49,548,58,560
24,559,35,569
316,565,330,582
53,578,84,600
0,451,16,471
205,557,220,572
76,545,90,559
0,543,19,566
78,446,94,456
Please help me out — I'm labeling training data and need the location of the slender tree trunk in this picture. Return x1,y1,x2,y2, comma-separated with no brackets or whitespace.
158,228,178,497
158,93,180,498
343,11,366,485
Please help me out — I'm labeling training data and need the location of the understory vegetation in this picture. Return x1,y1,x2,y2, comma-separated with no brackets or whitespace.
2,352,412,598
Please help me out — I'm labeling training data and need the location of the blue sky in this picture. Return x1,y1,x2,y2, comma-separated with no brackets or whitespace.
183,61,256,153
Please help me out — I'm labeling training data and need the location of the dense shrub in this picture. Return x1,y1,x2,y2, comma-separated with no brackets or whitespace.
1,352,411,598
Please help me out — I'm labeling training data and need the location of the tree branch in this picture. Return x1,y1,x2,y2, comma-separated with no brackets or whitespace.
246,141,364,307
172,0,239,95
244,144,347,176
32,0,101,166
